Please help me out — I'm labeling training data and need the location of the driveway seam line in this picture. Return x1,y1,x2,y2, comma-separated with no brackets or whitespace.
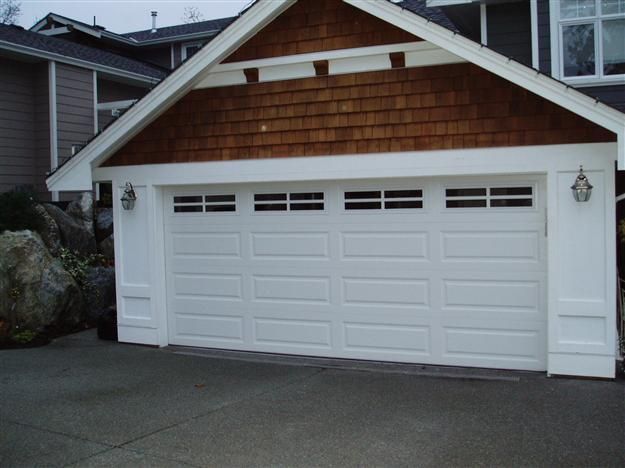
116,368,326,451
4,419,113,448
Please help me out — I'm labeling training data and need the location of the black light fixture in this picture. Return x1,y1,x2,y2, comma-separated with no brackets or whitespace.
120,182,137,210
571,166,593,202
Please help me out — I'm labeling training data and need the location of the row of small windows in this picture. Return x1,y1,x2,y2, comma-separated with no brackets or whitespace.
173,187,533,213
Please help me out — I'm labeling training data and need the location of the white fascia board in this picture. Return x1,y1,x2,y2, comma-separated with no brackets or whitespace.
97,99,138,111
0,41,160,85
343,0,625,166
38,27,71,36
92,143,617,187
46,0,297,192
427,0,474,6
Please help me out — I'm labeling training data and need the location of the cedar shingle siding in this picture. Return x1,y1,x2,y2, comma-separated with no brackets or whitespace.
105,63,614,167
223,0,420,63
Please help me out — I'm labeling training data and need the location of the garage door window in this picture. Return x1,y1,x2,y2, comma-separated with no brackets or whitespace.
173,194,236,213
445,186,533,208
254,192,325,212
344,189,423,210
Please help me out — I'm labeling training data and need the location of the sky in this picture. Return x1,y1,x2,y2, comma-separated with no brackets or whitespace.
17,0,252,33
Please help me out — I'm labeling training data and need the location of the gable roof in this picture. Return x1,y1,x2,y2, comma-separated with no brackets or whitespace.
46,0,625,191
0,24,167,82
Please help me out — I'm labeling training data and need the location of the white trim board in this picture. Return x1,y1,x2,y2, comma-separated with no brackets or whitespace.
47,0,625,192
93,143,617,187
196,41,464,89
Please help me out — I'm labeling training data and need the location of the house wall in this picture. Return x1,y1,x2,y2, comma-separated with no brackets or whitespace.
105,63,615,167
55,63,94,166
0,57,36,194
224,0,420,63
33,62,51,198
486,1,532,67
580,85,625,113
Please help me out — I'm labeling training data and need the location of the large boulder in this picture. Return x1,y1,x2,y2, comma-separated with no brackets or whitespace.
66,192,94,236
43,204,97,256
98,234,115,262
0,231,84,331
95,208,113,242
33,204,62,257
84,266,116,322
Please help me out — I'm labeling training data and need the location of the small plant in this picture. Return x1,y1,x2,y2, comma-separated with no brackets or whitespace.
59,248,106,286
11,329,37,344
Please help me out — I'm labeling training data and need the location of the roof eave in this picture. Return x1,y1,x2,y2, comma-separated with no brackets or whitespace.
0,40,164,84
46,0,298,191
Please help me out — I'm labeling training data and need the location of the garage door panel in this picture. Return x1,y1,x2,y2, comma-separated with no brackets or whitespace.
343,323,431,355
440,230,541,263
166,176,547,371
341,277,430,309
253,318,333,349
442,279,541,313
175,314,245,344
441,326,545,369
171,232,242,258
251,275,331,305
250,232,330,260
172,273,244,301
340,231,429,261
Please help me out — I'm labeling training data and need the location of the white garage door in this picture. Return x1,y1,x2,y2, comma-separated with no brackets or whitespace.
164,176,547,371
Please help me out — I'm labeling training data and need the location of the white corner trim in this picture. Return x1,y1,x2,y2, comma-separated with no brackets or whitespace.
480,2,488,45
46,0,297,192
530,0,539,69
93,70,98,134
170,44,175,70
48,60,59,201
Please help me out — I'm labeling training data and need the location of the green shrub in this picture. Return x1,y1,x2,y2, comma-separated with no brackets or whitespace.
59,248,106,286
0,191,44,234
11,329,37,344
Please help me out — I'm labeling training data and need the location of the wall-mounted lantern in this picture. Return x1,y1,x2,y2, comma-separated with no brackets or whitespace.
571,166,593,202
120,182,137,210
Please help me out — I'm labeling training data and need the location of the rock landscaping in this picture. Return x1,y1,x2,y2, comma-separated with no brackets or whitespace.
0,191,116,348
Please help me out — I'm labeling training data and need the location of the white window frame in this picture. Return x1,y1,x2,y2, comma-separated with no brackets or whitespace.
181,41,204,61
550,0,625,86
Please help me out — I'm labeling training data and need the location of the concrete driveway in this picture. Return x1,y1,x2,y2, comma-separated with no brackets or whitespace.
1,331,623,467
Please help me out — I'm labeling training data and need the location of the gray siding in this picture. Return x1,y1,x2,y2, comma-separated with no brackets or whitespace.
33,63,50,199
578,85,625,113
97,78,149,131
55,63,94,166
487,2,532,67
0,57,36,194
537,0,552,74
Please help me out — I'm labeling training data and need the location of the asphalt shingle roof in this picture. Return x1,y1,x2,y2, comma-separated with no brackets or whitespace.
0,24,168,80
396,0,458,32
123,16,237,42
